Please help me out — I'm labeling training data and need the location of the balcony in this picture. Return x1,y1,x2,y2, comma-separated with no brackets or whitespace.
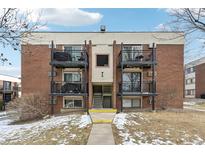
119,81,156,96
50,50,88,68
0,85,12,94
120,50,156,68
51,81,87,96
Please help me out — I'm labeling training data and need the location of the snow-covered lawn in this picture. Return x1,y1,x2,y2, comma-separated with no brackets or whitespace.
112,111,205,145
0,112,92,145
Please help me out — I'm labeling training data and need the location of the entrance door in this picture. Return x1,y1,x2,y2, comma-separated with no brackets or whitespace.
103,96,112,108
93,85,112,108
123,72,141,92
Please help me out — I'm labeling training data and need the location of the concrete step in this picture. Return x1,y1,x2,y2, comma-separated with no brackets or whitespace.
89,109,117,113
89,109,116,124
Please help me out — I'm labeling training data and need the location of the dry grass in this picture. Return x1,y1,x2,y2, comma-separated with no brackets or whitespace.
0,114,92,145
194,104,205,110
112,111,205,145
2,124,92,145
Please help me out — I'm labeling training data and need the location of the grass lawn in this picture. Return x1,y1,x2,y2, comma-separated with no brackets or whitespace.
0,113,92,145
112,111,205,145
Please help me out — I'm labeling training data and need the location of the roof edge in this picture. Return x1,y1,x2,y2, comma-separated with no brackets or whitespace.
30,31,184,34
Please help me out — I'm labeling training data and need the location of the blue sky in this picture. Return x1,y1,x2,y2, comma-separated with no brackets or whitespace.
0,8,204,77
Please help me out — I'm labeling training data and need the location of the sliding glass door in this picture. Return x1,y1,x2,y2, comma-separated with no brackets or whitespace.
122,72,141,92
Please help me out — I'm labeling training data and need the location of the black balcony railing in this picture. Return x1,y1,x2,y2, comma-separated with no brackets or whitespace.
50,50,88,67
52,81,86,94
120,50,155,65
0,86,12,93
119,81,155,94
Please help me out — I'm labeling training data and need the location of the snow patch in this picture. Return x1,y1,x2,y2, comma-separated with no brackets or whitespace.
78,115,92,128
113,113,127,130
0,114,91,144
184,102,196,106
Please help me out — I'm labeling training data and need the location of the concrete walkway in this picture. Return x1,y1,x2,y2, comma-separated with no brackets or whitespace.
87,109,116,145
87,124,115,145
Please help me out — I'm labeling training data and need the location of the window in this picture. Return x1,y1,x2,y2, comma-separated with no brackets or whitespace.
122,45,143,61
123,98,141,108
64,45,83,61
186,78,195,84
96,55,109,66
64,72,81,82
3,81,11,91
186,66,195,74
64,98,83,108
186,89,195,96
193,66,196,72
122,72,141,92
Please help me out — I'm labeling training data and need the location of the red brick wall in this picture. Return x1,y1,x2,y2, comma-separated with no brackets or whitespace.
195,63,205,98
22,42,184,113
156,44,184,109
22,44,63,113
114,43,184,110
21,45,51,98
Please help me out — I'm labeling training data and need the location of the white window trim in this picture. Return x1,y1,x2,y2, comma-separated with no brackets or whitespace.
62,45,83,51
122,97,142,108
63,97,83,109
62,71,82,82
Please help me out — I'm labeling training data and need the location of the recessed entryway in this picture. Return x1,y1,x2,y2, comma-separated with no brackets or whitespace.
92,85,112,108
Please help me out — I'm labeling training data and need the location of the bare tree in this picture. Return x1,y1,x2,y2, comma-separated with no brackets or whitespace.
0,8,44,65
168,9,205,33
154,9,205,62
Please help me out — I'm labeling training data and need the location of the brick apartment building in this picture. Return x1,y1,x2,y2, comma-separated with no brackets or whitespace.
185,57,205,98
0,74,21,110
21,30,184,114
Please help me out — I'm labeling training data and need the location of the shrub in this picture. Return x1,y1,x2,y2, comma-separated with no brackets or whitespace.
6,94,50,122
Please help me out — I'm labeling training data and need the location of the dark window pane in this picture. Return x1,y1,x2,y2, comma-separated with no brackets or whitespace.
64,100,73,108
93,85,102,93
74,100,82,107
97,55,108,66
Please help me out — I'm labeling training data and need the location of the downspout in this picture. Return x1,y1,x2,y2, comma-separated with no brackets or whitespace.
151,43,156,111
50,40,54,115
84,40,89,114
120,43,123,112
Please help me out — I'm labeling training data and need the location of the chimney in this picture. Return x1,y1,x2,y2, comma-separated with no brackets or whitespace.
100,25,106,32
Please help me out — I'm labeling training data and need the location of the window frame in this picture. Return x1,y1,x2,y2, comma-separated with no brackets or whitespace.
122,98,141,108
63,97,83,109
63,72,82,82
96,54,109,67
122,45,143,61
63,45,84,62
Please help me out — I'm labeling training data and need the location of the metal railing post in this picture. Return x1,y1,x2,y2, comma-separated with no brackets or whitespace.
151,43,156,111
50,40,55,115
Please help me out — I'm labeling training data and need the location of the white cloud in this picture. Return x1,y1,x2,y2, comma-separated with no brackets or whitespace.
37,25,50,31
155,23,171,31
26,8,103,27
0,66,20,77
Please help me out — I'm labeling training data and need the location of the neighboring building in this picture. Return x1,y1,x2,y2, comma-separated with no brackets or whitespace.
21,30,184,114
0,74,21,110
185,57,205,98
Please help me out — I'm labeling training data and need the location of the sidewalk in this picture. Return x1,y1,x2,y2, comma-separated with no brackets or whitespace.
87,124,115,145
87,109,116,145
